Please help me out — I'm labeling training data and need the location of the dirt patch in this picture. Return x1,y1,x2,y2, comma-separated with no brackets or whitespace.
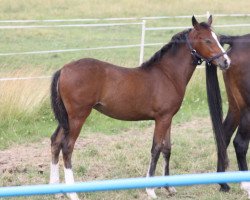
0,117,210,175
0,139,49,174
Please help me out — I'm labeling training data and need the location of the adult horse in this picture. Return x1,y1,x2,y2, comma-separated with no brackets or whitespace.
206,34,250,198
49,16,230,200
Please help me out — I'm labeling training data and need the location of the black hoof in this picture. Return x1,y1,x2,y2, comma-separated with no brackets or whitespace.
220,184,230,192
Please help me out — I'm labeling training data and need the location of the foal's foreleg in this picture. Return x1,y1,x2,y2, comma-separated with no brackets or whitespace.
146,139,162,199
146,118,172,199
162,126,176,195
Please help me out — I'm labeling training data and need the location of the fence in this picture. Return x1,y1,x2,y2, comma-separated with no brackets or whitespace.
1,13,250,198
0,12,250,81
0,171,250,197
1,13,250,23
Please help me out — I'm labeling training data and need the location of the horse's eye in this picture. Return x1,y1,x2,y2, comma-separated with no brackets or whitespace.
205,39,212,44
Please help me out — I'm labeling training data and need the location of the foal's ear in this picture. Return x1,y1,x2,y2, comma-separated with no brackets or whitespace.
192,15,200,30
207,15,213,26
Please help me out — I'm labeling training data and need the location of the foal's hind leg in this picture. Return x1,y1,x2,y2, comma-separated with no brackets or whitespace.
50,125,65,184
146,117,173,199
62,109,91,200
233,110,250,198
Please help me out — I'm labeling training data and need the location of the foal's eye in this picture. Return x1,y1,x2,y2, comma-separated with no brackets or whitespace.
205,39,212,44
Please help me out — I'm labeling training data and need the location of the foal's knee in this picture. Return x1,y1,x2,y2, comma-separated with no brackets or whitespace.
162,146,171,155
162,138,171,157
151,142,162,156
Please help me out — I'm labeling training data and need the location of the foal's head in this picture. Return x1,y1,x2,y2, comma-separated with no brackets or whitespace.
188,15,230,70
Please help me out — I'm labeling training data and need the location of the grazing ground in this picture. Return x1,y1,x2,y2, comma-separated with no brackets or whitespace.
0,1,250,200
0,117,249,200
1,0,250,149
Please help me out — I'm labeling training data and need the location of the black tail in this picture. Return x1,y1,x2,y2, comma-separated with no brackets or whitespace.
219,35,237,46
50,70,69,134
205,62,228,169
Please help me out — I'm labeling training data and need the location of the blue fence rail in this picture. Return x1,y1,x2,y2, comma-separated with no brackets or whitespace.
0,171,250,197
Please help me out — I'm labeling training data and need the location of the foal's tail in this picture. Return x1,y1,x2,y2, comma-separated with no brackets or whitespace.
205,63,228,170
50,70,69,134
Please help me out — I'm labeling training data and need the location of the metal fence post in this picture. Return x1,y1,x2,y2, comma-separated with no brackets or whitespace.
206,11,210,19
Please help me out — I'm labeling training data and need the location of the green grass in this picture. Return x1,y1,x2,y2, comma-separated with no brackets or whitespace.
0,0,249,19
0,118,249,200
0,69,226,150
0,0,246,149
0,1,249,199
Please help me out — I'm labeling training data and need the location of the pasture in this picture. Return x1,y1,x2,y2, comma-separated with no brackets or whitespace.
0,0,250,199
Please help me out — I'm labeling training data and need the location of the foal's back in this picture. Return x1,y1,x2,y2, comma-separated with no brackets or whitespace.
59,58,180,121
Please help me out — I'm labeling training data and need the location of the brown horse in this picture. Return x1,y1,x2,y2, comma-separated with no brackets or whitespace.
206,34,250,198
49,16,230,200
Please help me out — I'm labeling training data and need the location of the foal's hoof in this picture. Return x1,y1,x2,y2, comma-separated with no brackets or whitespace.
219,184,230,192
165,186,177,196
241,182,250,199
55,193,64,199
146,188,157,199
67,193,80,200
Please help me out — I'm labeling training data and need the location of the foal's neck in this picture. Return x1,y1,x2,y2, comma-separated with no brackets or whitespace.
157,44,196,94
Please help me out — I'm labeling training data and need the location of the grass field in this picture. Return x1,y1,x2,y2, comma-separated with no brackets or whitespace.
0,0,250,199
0,118,248,200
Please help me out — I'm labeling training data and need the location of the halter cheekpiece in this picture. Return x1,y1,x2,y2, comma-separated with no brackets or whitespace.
185,33,227,66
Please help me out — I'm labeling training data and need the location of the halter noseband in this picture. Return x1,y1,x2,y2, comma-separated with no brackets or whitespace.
185,33,227,66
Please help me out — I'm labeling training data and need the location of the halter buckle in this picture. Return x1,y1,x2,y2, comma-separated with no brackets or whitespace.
191,49,196,55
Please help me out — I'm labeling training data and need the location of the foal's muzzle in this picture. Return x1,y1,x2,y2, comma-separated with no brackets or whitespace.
185,33,231,69
213,56,231,71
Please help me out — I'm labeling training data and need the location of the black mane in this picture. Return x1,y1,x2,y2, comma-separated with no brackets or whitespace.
141,29,192,69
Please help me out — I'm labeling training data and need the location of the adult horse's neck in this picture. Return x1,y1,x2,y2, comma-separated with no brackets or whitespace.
141,29,196,95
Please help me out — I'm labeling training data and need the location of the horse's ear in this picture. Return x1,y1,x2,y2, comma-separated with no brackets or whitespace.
192,15,200,30
208,15,213,26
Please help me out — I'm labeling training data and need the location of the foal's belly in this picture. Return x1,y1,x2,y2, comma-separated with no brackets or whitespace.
93,102,154,121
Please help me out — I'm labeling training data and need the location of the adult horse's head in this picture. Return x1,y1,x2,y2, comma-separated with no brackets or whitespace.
187,15,230,70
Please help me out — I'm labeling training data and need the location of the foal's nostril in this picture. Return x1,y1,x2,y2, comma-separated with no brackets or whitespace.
224,59,229,68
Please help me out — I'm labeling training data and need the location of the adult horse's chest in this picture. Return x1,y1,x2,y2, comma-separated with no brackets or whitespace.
224,67,247,112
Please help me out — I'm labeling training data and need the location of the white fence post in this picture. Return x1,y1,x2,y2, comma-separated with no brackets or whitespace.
139,20,146,65
206,11,210,19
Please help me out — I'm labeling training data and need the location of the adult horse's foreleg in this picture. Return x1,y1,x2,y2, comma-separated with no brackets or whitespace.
146,117,172,199
62,110,91,200
233,110,250,198
218,111,239,192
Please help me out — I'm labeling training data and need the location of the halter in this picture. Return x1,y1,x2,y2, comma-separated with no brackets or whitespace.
185,33,227,66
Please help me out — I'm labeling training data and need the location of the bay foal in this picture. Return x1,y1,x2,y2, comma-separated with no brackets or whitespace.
49,16,230,199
